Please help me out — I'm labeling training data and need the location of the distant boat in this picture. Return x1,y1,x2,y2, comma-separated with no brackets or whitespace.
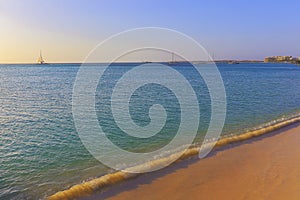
142,61,153,64
228,61,240,64
37,50,47,64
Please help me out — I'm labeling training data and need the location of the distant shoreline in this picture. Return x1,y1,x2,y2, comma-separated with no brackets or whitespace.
0,60,264,65
1,60,299,67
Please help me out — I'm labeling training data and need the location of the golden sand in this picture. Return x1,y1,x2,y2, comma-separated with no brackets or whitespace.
90,123,300,200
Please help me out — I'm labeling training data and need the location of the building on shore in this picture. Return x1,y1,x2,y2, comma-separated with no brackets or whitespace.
264,56,293,63
291,57,300,64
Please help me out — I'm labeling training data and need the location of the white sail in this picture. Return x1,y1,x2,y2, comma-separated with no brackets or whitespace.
37,50,45,64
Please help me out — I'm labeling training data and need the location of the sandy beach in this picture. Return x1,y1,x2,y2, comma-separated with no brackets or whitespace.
83,122,300,200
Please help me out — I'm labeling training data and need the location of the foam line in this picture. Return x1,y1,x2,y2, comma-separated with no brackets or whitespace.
48,115,300,200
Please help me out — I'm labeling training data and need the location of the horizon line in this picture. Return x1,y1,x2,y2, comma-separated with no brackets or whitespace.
0,59,264,65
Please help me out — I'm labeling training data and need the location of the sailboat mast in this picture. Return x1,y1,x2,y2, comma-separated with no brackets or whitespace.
37,50,45,64
172,52,174,63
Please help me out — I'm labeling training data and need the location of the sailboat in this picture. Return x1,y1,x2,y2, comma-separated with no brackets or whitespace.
37,50,47,64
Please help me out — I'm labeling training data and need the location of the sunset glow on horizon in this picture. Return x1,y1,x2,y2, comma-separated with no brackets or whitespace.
1,0,300,63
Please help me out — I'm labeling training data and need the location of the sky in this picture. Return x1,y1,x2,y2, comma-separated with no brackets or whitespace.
0,0,299,63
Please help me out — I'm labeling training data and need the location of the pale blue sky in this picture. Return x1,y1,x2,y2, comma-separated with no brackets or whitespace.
0,0,299,63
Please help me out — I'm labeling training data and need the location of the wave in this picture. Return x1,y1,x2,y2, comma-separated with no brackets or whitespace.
48,114,300,200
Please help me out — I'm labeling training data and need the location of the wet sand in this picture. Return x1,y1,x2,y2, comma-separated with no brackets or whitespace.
86,123,300,200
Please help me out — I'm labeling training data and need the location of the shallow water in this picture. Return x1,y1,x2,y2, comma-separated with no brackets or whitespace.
0,62,299,199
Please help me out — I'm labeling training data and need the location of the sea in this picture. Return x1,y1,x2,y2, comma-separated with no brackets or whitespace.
0,62,300,199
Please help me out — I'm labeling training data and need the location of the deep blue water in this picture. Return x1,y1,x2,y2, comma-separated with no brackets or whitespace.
0,63,299,199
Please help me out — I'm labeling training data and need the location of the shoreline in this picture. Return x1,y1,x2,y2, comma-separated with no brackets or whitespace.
48,115,300,200
87,121,300,200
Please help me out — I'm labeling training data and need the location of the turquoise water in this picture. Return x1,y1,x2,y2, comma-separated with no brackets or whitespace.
0,63,300,199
